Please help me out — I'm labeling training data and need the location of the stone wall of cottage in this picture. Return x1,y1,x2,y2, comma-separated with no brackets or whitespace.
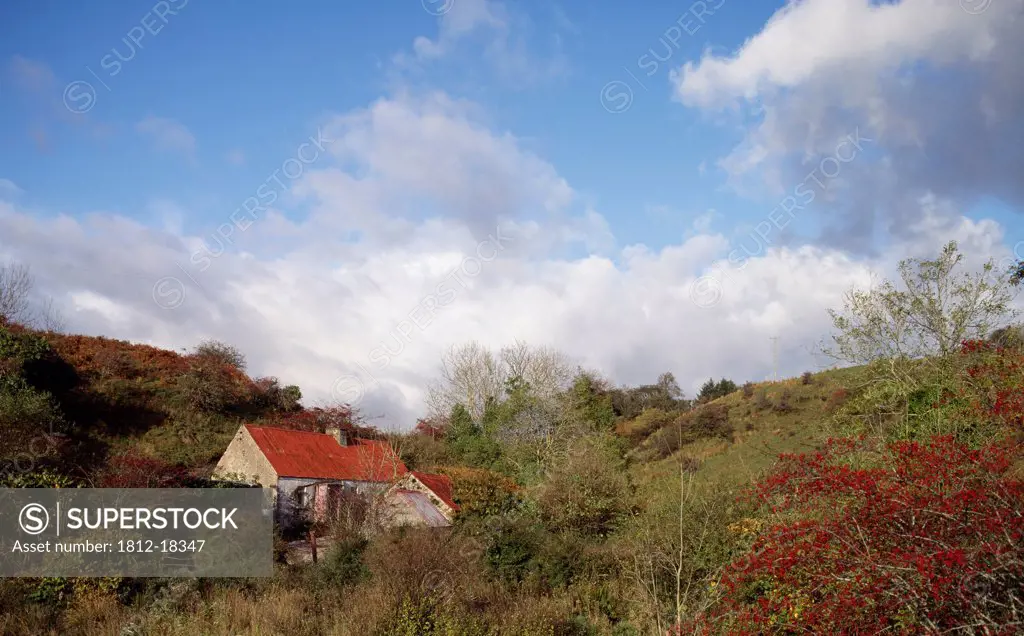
212,426,278,489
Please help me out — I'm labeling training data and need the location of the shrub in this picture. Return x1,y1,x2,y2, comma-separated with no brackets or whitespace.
485,518,540,584
92,348,141,380
0,376,66,461
698,378,738,403
271,405,368,434
615,408,675,442
825,388,848,412
437,465,520,518
0,326,51,376
537,434,630,536
958,339,1024,431
94,454,192,488
175,366,233,413
987,324,1024,350
192,339,246,371
378,596,488,636
742,382,754,399
398,433,452,471
174,353,254,414
772,389,794,413
692,403,732,438
249,376,302,411
647,404,732,459
680,455,702,473
754,391,772,411
363,527,482,611
801,371,813,385
316,537,369,588
696,435,1024,634
414,417,447,439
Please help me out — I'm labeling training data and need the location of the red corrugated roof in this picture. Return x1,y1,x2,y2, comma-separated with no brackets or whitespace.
244,424,407,481
411,471,460,511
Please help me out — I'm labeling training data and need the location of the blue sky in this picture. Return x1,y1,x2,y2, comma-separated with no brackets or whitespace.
1,0,816,252
0,0,1021,427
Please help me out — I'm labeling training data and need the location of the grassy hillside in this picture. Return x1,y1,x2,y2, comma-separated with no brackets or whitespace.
0,315,865,490
629,366,865,490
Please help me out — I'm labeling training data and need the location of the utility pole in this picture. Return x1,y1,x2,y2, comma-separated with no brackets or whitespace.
770,336,779,382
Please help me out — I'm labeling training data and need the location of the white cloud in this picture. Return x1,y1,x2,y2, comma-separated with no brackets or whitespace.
3,87,1017,430
297,92,576,244
412,0,506,60
396,0,568,87
675,0,1002,109
136,116,197,156
671,0,1024,252
3,194,1011,426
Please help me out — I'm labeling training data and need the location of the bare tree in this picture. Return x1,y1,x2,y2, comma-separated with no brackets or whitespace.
425,339,574,421
0,261,33,324
0,261,67,332
500,339,575,401
34,296,67,333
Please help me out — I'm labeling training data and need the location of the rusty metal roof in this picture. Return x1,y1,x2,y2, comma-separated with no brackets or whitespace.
410,471,460,511
244,424,407,481
393,490,451,527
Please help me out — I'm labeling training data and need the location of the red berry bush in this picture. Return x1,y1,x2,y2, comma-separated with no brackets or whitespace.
691,435,1023,634
960,339,1024,430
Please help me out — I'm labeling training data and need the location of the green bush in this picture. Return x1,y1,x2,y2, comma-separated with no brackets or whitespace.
536,434,629,537
697,378,737,403
378,596,488,636
0,327,51,373
486,521,538,585
250,376,302,412
0,468,76,488
316,537,369,588
0,376,66,462
616,408,675,442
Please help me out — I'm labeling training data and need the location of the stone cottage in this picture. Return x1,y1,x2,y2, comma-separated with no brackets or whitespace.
213,424,457,529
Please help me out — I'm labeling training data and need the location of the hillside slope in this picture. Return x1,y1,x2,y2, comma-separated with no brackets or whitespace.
0,322,363,486
627,367,865,489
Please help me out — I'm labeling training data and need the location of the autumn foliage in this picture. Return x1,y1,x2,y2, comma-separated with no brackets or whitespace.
414,417,447,439
693,435,1024,634
960,339,1024,429
95,453,193,488
269,406,380,438
42,332,189,380
434,465,521,517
